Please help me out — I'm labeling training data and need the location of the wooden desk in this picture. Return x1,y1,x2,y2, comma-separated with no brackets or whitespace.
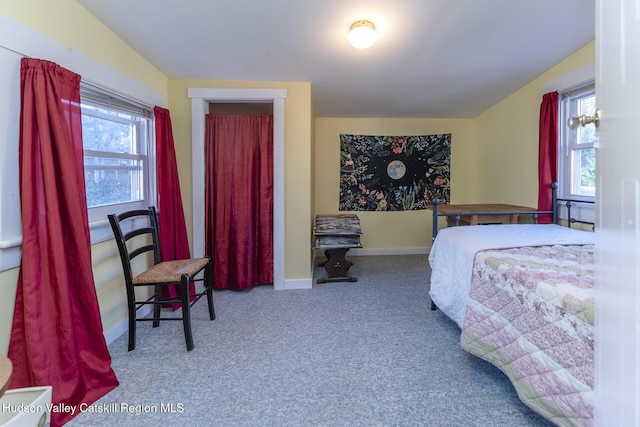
429,203,538,226
0,354,12,398
313,214,362,283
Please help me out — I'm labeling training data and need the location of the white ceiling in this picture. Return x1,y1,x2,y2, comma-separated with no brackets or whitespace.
76,0,595,118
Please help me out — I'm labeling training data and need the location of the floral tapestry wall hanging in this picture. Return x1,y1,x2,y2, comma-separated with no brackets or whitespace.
339,134,451,211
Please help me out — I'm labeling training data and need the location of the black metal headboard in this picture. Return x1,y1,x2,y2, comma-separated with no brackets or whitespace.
555,197,595,229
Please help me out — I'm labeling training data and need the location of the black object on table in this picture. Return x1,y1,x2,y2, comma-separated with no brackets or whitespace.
313,214,362,283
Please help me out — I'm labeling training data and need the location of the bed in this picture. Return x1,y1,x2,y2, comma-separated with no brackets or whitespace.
428,204,595,427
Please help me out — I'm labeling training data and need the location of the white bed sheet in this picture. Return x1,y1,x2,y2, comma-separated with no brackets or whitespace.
428,224,595,327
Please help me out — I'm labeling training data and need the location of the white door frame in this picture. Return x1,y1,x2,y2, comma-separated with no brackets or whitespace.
188,88,286,290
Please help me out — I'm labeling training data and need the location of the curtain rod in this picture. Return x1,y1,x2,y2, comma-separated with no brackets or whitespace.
1,44,154,111
0,43,30,58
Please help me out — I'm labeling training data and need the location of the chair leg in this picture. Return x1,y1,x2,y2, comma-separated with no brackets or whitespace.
127,295,136,351
181,275,194,351
152,284,161,328
205,261,216,320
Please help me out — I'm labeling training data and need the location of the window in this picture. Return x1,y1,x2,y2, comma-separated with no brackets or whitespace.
559,83,596,200
80,84,154,223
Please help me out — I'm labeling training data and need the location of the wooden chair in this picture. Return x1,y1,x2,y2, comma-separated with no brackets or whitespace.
108,207,215,351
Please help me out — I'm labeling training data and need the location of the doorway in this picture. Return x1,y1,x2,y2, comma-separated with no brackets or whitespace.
188,88,286,290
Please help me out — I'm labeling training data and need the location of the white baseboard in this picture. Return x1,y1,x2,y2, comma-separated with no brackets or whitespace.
276,278,313,290
104,321,127,346
104,250,427,344
104,277,313,345
103,306,151,346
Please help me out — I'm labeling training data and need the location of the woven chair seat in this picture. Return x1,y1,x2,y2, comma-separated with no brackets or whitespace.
108,207,215,351
133,258,210,284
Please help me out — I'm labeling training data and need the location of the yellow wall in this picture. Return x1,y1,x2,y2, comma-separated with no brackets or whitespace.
475,42,595,205
0,0,596,355
313,42,595,252
315,118,478,251
166,79,314,280
0,0,166,97
0,0,169,354
0,2,316,355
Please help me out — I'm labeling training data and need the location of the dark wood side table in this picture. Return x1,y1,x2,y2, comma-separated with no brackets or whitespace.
0,354,12,398
313,214,362,283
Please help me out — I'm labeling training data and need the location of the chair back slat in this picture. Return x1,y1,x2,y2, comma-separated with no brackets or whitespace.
124,227,155,241
108,207,163,281
129,244,157,260
116,209,153,221
107,205,215,351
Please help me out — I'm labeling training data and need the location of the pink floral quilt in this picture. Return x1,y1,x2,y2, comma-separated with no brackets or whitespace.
460,244,594,427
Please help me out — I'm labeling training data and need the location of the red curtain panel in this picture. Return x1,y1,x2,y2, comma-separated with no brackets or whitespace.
204,114,274,290
538,91,559,224
8,58,118,426
154,106,195,305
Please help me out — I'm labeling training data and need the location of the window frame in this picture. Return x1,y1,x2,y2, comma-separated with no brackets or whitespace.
0,17,165,272
557,80,596,226
79,83,157,243
558,82,597,203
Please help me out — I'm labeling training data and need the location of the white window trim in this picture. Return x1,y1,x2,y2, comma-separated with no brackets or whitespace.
544,64,596,225
81,86,156,237
559,83,596,201
0,15,164,271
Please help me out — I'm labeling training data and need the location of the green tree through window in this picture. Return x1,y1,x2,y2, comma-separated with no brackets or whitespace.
79,86,152,222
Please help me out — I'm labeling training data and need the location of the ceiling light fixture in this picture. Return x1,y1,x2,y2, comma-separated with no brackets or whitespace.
348,20,376,49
